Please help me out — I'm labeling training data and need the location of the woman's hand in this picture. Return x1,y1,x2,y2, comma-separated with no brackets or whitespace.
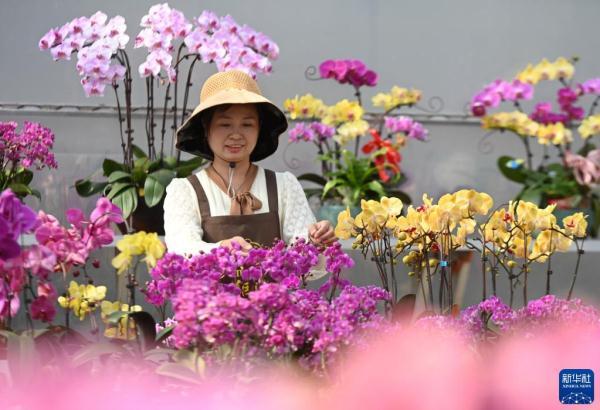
308,220,337,246
219,236,252,254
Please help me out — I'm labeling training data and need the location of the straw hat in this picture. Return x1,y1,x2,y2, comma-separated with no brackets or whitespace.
176,70,288,161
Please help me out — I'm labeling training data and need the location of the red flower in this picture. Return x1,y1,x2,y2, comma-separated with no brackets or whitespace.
363,129,402,182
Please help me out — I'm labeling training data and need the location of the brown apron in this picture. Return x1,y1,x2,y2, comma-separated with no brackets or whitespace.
186,169,282,247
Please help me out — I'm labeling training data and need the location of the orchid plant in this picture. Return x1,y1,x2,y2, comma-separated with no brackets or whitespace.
284,59,429,210
142,239,389,373
0,121,57,200
39,4,279,226
0,188,123,332
471,57,600,236
335,190,588,314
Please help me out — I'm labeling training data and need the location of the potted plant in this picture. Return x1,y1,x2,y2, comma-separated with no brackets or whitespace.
470,56,600,236
284,59,430,225
39,5,279,233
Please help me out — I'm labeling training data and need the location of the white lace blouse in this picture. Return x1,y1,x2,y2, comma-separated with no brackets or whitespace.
163,166,317,255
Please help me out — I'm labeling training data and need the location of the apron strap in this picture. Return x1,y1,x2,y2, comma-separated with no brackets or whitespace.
186,174,212,219
264,169,279,215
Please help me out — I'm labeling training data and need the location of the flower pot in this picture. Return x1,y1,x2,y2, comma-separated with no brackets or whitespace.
118,197,165,235
317,204,361,227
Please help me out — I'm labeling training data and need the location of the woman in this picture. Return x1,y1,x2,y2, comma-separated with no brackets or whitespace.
164,70,336,255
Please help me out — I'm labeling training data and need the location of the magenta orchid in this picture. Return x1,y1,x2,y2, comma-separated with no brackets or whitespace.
319,59,378,88
470,79,534,117
0,121,57,200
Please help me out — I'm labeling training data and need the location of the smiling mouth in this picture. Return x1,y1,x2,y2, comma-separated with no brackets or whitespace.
225,145,244,152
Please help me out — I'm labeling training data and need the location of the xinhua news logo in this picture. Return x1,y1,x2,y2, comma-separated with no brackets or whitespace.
559,369,594,405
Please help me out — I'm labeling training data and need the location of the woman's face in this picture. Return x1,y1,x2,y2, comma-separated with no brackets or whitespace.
207,104,259,163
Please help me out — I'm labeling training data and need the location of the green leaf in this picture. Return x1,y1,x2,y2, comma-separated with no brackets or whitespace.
71,343,124,367
163,156,178,169
367,180,386,197
29,189,41,200
75,179,108,197
13,168,34,185
303,188,323,198
498,156,527,184
149,169,176,187
102,159,126,176
156,362,203,385
591,196,600,237
517,187,543,205
173,349,206,375
143,347,177,361
322,178,344,198
132,144,148,159
175,157,205,177
7,183,32,197
298,173,327,187
106,310,129,324
106,182,134,200
112,186,138,218
144,169,176,207
108,170,133,184
156,325,174,343
134,157,151,172
129,311,157,351
147,159,163,173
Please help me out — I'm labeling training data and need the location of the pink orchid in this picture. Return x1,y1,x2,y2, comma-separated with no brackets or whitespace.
38,28,62,50
564,149,600,187
196,10,220,32
579,78,600,95
23,245,57,279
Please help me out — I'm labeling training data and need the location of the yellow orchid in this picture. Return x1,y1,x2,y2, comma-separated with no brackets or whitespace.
322,99,364,126
116,231,146,255
58,280,107,320
283,94,327,120
562,212,588,238
516,57,574,84
372,86,422,111
112,251,133,274
142,232,166,267
508,200,540,234
536,123,572,145
578,114,600,139
532,204,557,231
530,229,573,262
482,112,540,136
454,219,477,246
334,119,369,145
516,64,542,85
334,207,355,240
100,300,142,340
112,231,166,274
358,199,388,232
535,58,558,81
482,209,510,244
553,57,575,80
372,93,395,111
380,196,403,217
